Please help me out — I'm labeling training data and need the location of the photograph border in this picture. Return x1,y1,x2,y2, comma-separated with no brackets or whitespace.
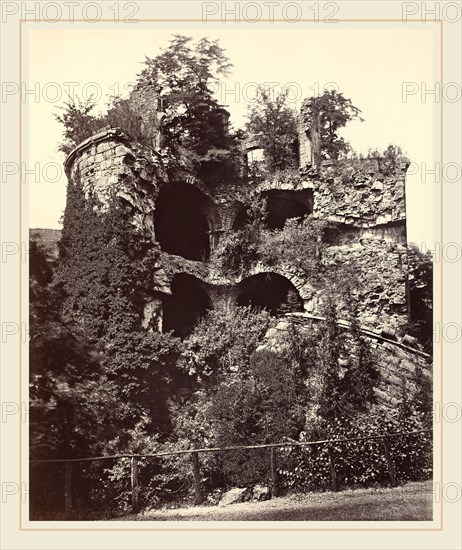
18,13,445,534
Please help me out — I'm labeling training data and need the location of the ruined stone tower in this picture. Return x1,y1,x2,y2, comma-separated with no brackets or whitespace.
59,97,430,410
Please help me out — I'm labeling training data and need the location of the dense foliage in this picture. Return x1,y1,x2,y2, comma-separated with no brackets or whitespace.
214,207,331,282
246,86,299,174
138,35,241,181
30,174,182,516
278,411,432,491
30,237,432,516
170,308,319,487
54,94,153,155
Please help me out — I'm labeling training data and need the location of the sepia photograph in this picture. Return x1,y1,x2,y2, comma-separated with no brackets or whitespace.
25,23,439,524
0,1,460,548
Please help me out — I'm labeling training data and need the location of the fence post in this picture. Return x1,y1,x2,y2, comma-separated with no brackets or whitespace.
328,447,338,492
131,457,139,514
270,447,280,497
383,438,397,486
64,462,72,516
191,451,203,505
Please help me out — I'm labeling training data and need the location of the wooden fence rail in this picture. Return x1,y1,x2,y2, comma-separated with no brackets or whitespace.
30,428,432,517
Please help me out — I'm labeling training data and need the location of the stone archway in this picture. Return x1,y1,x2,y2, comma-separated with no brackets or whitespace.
154,183,214,261
235,272,304,315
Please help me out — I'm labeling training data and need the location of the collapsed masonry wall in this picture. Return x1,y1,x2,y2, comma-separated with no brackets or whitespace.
62,133,412,338
59,125,425,371
310,158,408,229
322,238,409,332
263,316,431,411
33,119,431,416
251,160,410,333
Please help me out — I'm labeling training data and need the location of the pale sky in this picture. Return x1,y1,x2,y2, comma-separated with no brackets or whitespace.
27,26,436,245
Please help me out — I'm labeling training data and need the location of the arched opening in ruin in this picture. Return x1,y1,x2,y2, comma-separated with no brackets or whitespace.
154,184,211,261
235,272,304,315
262,189,312,230
162,274,211,338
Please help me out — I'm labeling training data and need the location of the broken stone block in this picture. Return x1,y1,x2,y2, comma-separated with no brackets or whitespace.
219,487,251,506
402,334,418,347
372,180,384,191
96,142,109,153
392,294,407,305
115,144,133,158
252,485,270,501
365,315,378,324
381,326,397,339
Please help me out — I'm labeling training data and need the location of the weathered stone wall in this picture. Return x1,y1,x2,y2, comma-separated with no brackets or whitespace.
64,128,164,240
263,316,431,410
128,82,163,148
323,237,409,332
309,158,408,228
325,221,406,246
50,129,413,341
297,117,312,168
373,340,430,411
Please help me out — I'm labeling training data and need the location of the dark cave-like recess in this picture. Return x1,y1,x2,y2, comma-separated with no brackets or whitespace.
162,274,211,337
262,190,312,230
235,272,304,315
233,190,313,231
154,184,211,261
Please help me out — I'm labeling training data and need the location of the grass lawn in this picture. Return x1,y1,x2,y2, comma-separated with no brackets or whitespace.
119,480,433,522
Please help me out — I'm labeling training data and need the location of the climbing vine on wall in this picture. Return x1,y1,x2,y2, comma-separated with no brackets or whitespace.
55,171,181,438
213,212,332,283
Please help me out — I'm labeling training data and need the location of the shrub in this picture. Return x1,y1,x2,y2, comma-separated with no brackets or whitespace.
277,411,432,492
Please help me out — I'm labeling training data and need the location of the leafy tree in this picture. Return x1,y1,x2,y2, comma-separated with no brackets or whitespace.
137,35,239,181
55,94,158,154
258,215,329,281
246,86,299,174
55,36,240,183
301,90,363,162
54,96,107,154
